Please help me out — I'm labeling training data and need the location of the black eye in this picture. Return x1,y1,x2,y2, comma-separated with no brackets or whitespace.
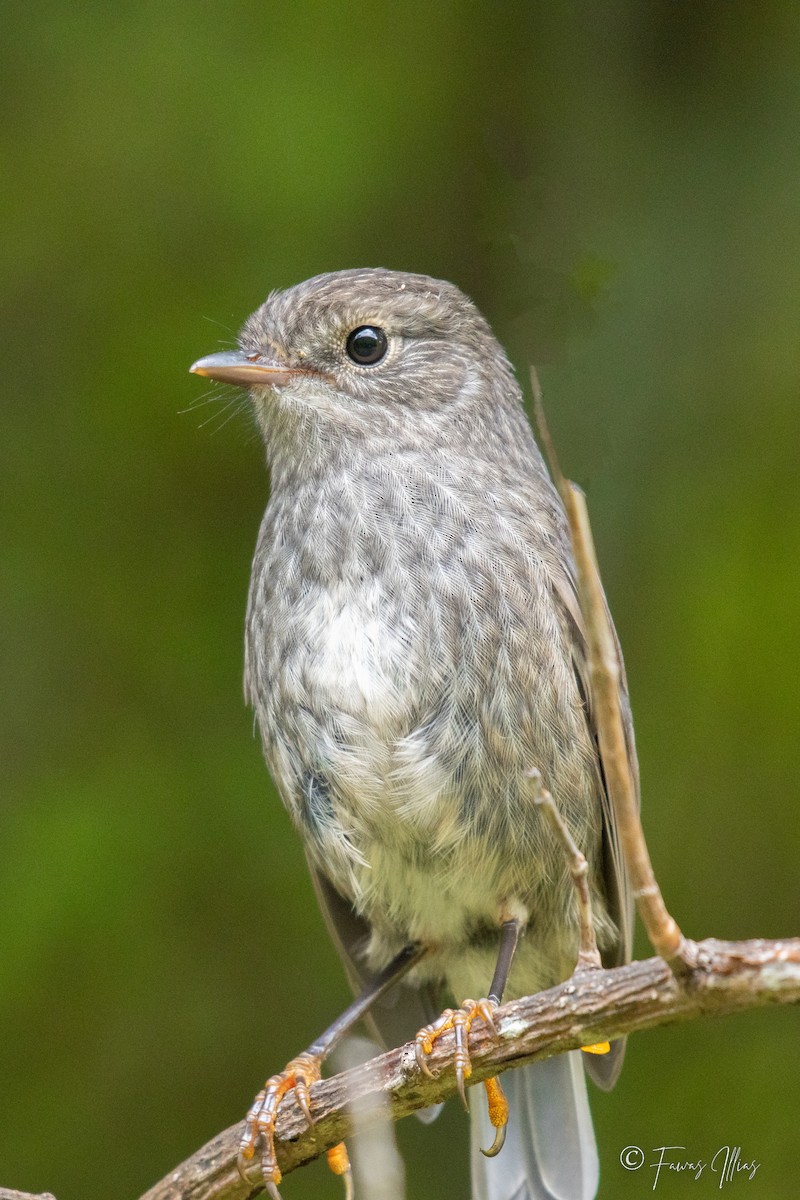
345,326,388,365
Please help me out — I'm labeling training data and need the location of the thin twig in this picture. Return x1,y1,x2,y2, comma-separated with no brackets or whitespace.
526,768,602,970
530,368,691,968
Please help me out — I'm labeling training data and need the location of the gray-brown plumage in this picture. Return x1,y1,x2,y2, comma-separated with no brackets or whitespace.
192,269,636,1200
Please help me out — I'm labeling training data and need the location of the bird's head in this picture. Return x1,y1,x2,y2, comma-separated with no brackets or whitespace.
190,268,520,462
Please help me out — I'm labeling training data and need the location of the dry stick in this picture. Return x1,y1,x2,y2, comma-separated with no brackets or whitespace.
526,768,602,971
530,368,691,969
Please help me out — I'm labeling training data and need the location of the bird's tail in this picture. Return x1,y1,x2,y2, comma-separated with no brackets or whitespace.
470,1053,599,1200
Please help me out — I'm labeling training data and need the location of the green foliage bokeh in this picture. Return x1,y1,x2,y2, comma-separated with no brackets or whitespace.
2,3,798,1198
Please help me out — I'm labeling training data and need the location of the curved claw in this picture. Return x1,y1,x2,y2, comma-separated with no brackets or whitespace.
453,1017,470,1110
415,1040,436,1077
480,1123,507,1158
480,1005,499,1039
296,1088,313,1126
236,1154,254,1185
456,1069,470,1112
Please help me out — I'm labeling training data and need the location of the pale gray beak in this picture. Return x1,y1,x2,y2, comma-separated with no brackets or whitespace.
189,349,304,388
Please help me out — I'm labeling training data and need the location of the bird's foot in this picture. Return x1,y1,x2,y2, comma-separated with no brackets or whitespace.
480,1075,509,1157
238,1052,353,1200
414,998,499,1111
581,1040,611,1055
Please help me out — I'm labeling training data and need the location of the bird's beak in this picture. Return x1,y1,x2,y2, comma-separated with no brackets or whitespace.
189,350,305,388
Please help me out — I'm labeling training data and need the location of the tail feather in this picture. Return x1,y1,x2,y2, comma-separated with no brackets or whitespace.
470,1054,598,1200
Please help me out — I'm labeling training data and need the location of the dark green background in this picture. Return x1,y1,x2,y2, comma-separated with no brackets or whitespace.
3,3,798,1198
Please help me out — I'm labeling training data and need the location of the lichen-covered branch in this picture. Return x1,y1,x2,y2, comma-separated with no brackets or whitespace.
139,936,800,1200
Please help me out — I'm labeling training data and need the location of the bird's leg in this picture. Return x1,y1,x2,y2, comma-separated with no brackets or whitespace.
239,942,426,1199
487,915,523,1005
415,917,521,1156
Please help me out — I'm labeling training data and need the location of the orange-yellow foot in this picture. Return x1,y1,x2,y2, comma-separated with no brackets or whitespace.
238,1053,353,1200
415,998,499,1111
581,1041,610,1055
327,1141,354,1200
480,1075,509,1158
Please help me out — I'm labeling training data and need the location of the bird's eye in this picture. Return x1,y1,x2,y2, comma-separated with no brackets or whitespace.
345,326,388,366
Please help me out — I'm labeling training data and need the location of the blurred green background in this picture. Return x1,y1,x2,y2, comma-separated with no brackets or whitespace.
2,3,798,1198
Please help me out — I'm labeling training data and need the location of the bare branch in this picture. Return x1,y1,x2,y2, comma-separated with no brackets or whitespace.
139,937,800,1200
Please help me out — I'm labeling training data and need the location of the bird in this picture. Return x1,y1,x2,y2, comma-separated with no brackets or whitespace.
190,267,636,1200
